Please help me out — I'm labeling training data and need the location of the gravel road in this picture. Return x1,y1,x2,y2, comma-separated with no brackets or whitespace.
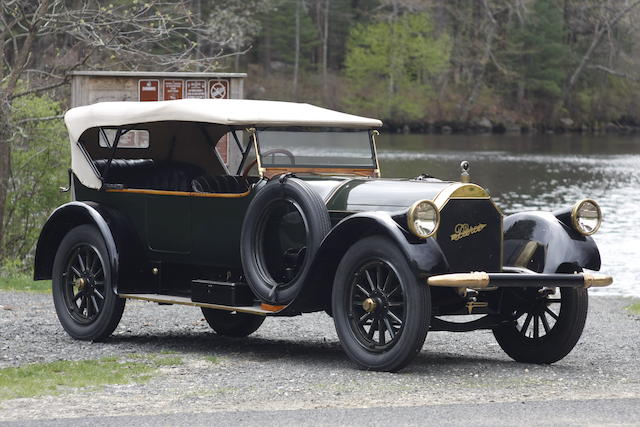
1,290,639,424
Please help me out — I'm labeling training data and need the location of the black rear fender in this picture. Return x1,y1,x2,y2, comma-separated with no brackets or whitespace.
503,211,601,273
292,212,449,312
34,202,146,294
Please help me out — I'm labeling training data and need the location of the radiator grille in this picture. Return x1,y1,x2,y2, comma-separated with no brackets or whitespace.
436,199,502,273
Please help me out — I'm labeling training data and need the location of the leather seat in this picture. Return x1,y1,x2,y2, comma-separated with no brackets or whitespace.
191,175,250,194
94,159,204,192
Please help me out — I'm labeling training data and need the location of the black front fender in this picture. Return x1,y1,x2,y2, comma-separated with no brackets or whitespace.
292,212,449,312
503,211,601,273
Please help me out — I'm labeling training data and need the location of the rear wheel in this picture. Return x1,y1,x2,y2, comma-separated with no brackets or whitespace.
493,286,588,364
52,225,125,341
201,308,265,337
332,236,430,372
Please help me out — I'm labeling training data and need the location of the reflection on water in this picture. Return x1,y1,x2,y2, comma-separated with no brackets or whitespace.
377,133,640,296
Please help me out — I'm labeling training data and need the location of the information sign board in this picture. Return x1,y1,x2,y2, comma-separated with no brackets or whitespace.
209,79,229,99
138,79,159,101
185,80,207,99
163,79,184,100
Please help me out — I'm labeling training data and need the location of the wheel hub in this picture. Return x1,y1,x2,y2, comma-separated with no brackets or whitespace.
362,298,377,313
74,277,86,290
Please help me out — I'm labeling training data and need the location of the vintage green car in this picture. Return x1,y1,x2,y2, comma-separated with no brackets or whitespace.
34,99,612,372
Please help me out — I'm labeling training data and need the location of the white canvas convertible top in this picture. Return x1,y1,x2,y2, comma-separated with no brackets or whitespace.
65,99,382,143
65,99,383,189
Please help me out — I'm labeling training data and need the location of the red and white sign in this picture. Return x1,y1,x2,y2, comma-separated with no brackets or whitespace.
163,79,184,100
185,80,207,99
209,79,229,99
138,80,159,102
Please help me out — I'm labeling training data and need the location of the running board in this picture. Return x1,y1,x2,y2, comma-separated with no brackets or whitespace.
118,293,286,315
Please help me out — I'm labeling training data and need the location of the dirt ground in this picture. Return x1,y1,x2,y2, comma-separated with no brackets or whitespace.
1,291,639,423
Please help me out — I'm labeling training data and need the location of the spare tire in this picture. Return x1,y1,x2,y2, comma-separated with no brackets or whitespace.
240,175,331,305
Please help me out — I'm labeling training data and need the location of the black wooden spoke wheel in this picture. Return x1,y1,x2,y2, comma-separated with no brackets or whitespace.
347,260,407,351
201,308,265,337
241,176,330,305
332,236,430,372
493,286,588,364
52,225,125,341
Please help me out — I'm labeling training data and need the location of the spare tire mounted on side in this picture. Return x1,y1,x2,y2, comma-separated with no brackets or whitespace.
240,175,330,305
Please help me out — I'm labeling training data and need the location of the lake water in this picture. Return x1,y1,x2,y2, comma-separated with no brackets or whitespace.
376,133,640,297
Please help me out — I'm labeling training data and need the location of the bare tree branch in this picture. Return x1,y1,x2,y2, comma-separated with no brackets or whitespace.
15,114,63,125
566,0,640,94
588,64,640,82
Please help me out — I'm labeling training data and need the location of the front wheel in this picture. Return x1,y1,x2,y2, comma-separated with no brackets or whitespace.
332,236,430,372
201,308,265,337
52,225,125,341
493,286,588,364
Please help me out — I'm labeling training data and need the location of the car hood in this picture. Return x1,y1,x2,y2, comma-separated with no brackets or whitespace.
303,177,462,212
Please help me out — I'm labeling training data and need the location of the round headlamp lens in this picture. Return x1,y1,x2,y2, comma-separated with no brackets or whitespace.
572,199,601,235
408,200,440,238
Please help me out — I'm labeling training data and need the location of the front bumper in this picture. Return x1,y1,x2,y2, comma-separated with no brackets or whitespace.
427,268,613,289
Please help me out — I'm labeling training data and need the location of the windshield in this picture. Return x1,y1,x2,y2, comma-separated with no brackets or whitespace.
256,128,376,170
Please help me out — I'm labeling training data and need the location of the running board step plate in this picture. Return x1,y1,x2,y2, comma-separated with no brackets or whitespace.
118,293,283,315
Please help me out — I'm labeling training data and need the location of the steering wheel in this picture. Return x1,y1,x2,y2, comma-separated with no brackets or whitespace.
242,148,296,176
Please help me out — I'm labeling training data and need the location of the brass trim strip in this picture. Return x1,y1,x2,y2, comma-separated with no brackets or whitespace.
513,241,538,268
371,130,382,178
249,128,264,178
119,293,276,315
106,188,251,198
427,272,491,288
426,271,613,289
583,272,613,288
432,183,490,209
262,167,376,178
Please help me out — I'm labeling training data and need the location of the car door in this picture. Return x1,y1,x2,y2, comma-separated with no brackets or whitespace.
146,192,192,255
189,190,254,269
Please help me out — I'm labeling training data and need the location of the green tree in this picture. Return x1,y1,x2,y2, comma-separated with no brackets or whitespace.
343,12,450,122
503,0,572,108
2,93,68,271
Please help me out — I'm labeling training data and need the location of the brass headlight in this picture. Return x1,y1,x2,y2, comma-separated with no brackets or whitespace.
571,199,602,236
407,200,440,239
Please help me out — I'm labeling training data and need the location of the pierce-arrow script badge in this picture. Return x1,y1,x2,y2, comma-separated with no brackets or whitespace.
450,223,487,241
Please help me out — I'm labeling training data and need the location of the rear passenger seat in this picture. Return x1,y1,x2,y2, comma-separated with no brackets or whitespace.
94,159,204,192
94,158,252,194
191,175,250,194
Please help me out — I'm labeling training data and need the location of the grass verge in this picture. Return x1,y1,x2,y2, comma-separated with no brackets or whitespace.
0,274,50,293
0,354,183,401
627,301,640,315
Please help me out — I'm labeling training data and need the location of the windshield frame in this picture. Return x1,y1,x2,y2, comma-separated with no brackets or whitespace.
251,127,381,178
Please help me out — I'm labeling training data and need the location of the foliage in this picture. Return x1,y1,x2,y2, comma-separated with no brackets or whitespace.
246,0,640,127
343,12,450,121
503,0,572,102
0,354,183,401
1,93,68,272
255,0,320,69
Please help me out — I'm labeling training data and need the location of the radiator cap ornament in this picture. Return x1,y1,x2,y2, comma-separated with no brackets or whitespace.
460,161,470,183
